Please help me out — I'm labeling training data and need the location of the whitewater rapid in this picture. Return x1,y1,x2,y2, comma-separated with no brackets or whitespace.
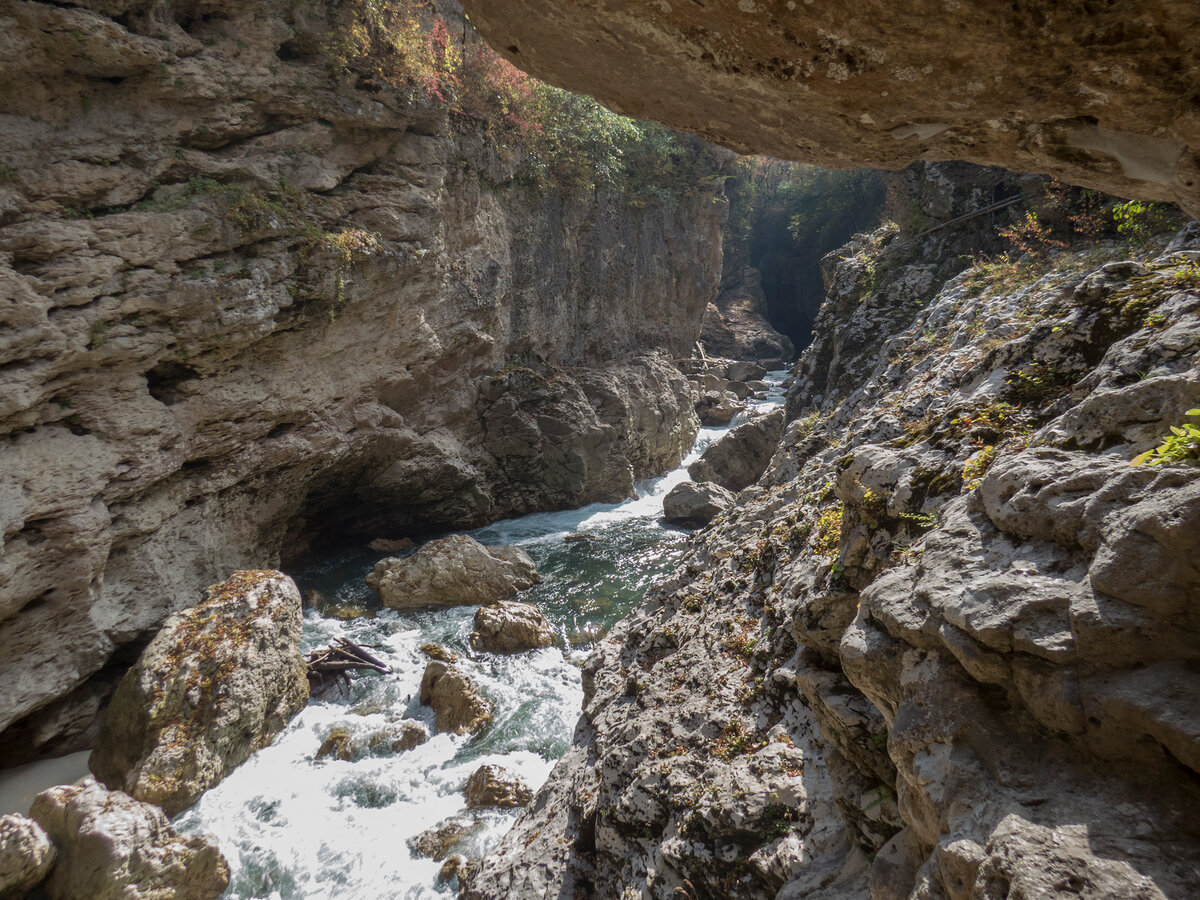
174,373,788,899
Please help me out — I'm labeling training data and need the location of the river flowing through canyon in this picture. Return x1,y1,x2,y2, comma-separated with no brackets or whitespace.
170,374,788,899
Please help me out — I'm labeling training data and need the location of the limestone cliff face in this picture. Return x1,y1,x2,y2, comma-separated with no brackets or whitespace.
0,1,724,758
467,183,1200,898
460,0,1200,218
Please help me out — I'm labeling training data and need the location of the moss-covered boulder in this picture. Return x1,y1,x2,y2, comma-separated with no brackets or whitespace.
90,570,309,816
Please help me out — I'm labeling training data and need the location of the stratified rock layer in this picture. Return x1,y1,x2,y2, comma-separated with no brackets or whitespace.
89,570,308,816
30,777,229,900
461,0,1200,216
0,0,721,756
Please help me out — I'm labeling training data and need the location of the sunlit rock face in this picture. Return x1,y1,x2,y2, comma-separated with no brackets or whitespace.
460,0,1200,216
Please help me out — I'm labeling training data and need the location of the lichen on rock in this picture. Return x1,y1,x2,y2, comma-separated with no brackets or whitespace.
89,570,308,816
366,535,540,610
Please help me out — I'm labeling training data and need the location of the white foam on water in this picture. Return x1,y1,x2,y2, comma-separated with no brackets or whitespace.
178,370,790,898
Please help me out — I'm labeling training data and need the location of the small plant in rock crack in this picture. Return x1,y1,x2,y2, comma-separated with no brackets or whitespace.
1132,410,1200,467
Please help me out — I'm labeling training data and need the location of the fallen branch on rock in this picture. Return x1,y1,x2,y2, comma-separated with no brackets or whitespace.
306,638,393,696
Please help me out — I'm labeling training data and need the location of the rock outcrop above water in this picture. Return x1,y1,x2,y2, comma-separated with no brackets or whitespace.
0,0,722,757
30,778,229,900
90,571,308,816
464,766,533,810
688,408,785,492
367,536,540,611
470,601,557,654
468,206,1200,897
461,0,1200,217
420,661,492,736
0,814,55,900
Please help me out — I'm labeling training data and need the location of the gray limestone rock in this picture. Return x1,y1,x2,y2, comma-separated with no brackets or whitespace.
30,778,228,900
89,571,308,816
366,535,540,610
687,407,785,491
0,814,55,900
662,480,735,526
470,601,556,654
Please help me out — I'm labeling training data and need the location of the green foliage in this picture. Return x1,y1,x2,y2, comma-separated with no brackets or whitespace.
325,0,705,198
87,320,110,348
1113,200,1181,244
811,504,843,557
1132,410,1200,467
961,445,997,491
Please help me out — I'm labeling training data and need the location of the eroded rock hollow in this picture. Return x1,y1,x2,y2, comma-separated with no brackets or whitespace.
460,0,1200,217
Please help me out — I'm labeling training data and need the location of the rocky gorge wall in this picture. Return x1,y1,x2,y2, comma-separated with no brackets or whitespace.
0,0,728,761
466,170,1200,898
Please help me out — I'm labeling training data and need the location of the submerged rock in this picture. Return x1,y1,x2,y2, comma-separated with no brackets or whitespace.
0,814,55,899
318,719,429,761
420,643,460,664
411,819,485,862
419,661,492,735
662,481,735,527
464,765,533,810
30,778,228,900
366,535,540,610
90,570,309,816
470,601,556,654
688,407,785,492
367,537,414,553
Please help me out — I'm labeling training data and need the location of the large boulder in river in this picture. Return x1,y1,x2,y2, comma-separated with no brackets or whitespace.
663,481,736,527
696,391,742,426
366,535,540,610
688,408,786,492
470,601,556,654
0,813,55,899
90,571,309,816
420,661,492,735
30,777,229,900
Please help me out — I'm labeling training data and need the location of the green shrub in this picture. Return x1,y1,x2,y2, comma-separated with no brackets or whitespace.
1132,410,1200,466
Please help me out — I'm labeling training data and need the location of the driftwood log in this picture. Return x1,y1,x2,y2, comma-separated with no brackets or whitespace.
307,638,393,696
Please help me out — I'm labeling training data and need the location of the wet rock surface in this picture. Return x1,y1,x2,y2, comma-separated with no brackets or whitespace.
419,661,492,736
30,777,229,900
470,601,557,654
366,535,540,611
464,765,533,810
89,571,308,817
467,211,1200,898
461,0,1200,216
0,814,55,900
